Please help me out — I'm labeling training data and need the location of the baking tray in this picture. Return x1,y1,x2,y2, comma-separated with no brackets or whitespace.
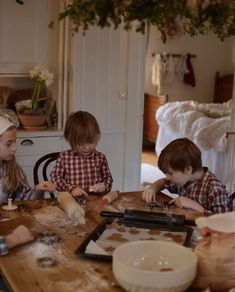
75,218,193,262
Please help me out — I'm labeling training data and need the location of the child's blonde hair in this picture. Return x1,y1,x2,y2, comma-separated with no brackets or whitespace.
0,126,24,194
2,158,25,194
158,138,202,174
64,111,100,151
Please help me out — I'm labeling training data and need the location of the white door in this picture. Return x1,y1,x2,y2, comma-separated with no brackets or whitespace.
69,27,146,191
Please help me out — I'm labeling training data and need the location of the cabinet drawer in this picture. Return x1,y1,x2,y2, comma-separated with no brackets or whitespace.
16,136,63,156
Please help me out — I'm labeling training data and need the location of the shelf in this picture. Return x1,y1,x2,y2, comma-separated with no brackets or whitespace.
0,73,29,78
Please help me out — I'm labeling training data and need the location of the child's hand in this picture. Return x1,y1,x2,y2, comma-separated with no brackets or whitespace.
71,186,88,197
142,188,156,203
6,225,34,249
89,183,105,193
36,181,56,192
12,225,34,245
169,196,204,213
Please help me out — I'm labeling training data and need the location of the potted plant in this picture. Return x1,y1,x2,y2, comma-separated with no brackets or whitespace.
16,66,54,130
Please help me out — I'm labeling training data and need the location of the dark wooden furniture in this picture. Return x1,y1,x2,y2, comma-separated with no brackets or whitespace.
214,72,234,103
143,93,167,143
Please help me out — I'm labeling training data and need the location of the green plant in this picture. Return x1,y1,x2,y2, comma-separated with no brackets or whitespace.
55,0,235,43
17,0,235,42
29,66,53,111
15,66,54,115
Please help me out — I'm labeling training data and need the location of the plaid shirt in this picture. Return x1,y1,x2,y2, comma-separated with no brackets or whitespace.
0,236,8,256
50,149,113,193
165,167,232,214
0,162,40,203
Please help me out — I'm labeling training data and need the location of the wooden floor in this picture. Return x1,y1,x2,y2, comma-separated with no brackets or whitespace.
141,145,157,166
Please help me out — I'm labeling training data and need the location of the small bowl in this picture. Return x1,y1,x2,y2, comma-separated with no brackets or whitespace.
112,240,197,292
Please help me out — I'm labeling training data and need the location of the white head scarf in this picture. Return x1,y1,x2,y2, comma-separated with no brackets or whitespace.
0,115,15,136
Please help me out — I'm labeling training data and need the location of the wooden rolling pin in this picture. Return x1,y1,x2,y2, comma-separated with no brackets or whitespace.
57,192,86,225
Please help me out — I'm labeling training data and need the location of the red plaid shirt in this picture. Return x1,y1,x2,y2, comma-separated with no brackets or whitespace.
50,149,113,193
165,167,232,214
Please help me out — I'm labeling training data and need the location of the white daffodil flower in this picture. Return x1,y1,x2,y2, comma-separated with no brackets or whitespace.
28,66,54,111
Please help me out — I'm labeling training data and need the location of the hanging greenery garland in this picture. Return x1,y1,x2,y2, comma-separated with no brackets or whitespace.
17,0,235,43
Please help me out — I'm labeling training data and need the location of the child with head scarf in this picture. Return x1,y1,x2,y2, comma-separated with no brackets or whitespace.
0,114,55,203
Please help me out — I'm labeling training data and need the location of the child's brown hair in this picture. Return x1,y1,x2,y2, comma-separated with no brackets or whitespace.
158,138,202,174
64,111,100,151
0,126,25,194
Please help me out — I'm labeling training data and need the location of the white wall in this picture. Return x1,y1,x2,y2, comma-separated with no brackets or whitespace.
145,26,233,103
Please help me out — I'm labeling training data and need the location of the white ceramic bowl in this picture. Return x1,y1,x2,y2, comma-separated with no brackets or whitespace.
112,240,197,292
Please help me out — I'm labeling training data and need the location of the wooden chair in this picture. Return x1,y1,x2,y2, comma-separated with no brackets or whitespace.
214,72,234,103
33,152,60,198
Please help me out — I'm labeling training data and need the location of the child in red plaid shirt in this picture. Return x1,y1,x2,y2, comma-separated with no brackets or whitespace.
51,111,113,197
142,138,232,214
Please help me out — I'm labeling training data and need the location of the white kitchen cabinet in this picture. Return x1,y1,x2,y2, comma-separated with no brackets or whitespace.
16,130,63,187
0,0,49,75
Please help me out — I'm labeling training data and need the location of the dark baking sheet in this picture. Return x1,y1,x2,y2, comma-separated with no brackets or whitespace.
75,218,193,262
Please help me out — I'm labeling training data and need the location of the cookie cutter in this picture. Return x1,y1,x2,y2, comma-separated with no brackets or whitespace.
144,201,175,211
75,197,87,204
37,257,56,268
75,194,98,204
36,232,61,245
2,198,18,211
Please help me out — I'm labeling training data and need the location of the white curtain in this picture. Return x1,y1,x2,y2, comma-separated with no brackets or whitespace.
226,39,235,193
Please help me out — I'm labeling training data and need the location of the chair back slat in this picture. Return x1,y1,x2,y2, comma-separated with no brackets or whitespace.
33,152,60,198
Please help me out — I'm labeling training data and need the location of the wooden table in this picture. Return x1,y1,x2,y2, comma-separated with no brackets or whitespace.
0,192,201,292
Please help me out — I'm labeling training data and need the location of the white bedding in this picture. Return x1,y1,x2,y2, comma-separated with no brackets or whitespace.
155,100,231,184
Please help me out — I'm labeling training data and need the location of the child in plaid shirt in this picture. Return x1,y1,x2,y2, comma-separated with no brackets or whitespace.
0,115,55,203
142,138,232,214
51,111,113,197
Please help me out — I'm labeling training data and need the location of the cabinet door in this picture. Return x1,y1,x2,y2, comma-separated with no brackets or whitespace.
0,0,48,74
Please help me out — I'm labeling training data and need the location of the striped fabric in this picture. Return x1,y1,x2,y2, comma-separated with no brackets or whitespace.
0,236,8,256
0,162,41,203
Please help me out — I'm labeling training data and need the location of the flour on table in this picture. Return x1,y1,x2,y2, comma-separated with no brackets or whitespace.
32,206,73,227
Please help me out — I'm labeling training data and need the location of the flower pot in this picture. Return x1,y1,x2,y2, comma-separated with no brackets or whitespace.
18,114,47,130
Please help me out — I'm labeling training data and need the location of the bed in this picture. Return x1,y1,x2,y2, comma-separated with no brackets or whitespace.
155,72,234,185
